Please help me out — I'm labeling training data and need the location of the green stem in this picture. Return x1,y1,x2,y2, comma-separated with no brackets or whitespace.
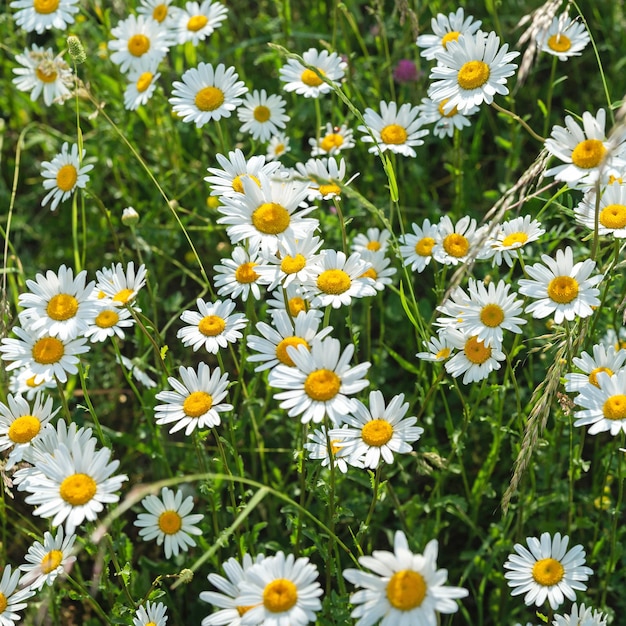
490,101,545,143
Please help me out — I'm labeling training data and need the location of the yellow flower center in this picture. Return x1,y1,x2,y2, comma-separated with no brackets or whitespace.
41,549,64,574
231,173,260,194
263,578,298,613
187,14,208,31
158,510,182,534
380,124,408,145
127,34,151,57
589,367,613,387
136,72,154,93
320,133,344,152
152,4,168,21
366,241,381,251
252,202,291,234
47,293,79,321
304,368,341,401
273,143,286,156
301,68,325,87
330,439,342,454
479,303,505,328
32,336,65,364
360,268,378,280
26,375,40,388
253,105,271,122
441,31,460,48
502,232,529,247
95,310,120,328
547,33,572,52
56,164,78,192
195,86,225,111
457,60,491,90
0,594,7,613
317,269,351,294
236,606,256,616
415,237,435,257
281,254,306,275
438,99,458,117
436,347,451,359
60,473,97,505
36,67,58,83
464,336,492,364
113,288,135,304
288,297,306,317
8,415,41,444
33,0,59,13
531,558,564,586
146,623,157,626
183,391,213,417
386,570,427,610
275,336,309,366
547,276,579,304
443,233,469,258
600,204,626,229
571,139,606,169
361,418,393,446
318,183,341,197
603,395,626,420
198,315,226,336
235,262,260,284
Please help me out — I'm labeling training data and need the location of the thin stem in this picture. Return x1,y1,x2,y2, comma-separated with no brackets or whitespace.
490,101,545,143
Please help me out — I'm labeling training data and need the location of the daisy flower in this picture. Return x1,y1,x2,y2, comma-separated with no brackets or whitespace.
303,425,356,473
134,487,204,558
169,62,247,127
294,156,357,202
488,215,546,267
332,390,424,469
544,109,626,187
518,246,602,324
266,283,321,320
13,44,73,106
416,332,454,362
359,101,428,157
416,7,482,60
0,565,35,625
19,527,77,590
601,326,626,352
279,48,346,98
417,95,478,138
304,249,377,309
237,89,290,142
0,392,58,469
10,0,80,33
268,336,370,425
22,438,128,534
343,531,468,625
40,142,93,211
116,354,157,388
398,218,440,272
572,370,626,435
358,250,397,292
133,601,169,626
0,326,90,384
429,30,520,114
538,14,590,61
213,244,268,301
177,297,247,353
234,551,323,625
137,0,175,25
444,328,507,384
108,14,170,74
564,344,626,394
432,215,489,266
352,227,391,254
95,261,147,306
8,366,56,400
18,264,98,341
503,532,593,611
575,183,626,238
266,132,291,161
123,59,161,111
246,309,332,371
309,123,355,156
83,302,135,342
155,362,232,435
170,0,228,45
552,603,608,626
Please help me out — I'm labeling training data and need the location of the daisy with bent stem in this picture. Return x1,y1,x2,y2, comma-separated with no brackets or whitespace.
343,530,468,625
96,261,147,307
572,370,626,435
575,182,626,238
134,487,204,558
0,565,35,625
398,218,440,273
503,532,592,611
10,0,80,33
237,89,290,142
19,527,76,590
279,47,346,98
416,7,482,60
133,601,169,626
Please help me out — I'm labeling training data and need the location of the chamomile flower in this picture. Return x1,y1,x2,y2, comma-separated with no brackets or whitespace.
246,309,332,371
444,328,506,384
8,366,55,400
134,487,204,558
19,527,76,590
0,326,90,384
137,0,175,25
352,228,391,254
489,215,546,267
22,438,128,534
564,344,626,394
268,336,370,425
279,47,346,98
416,7,482,60
18,265,97,341
358,250,397,292
429,31,520,114
10,0,80,34
416,332,454,362
83,302,135,342
503,532,593,611
237,89,290,142
359,101,428,157
572,370,626,435
304,249,377,309
417,95,478,138
177,297,247,353
518,247,602,324
155,362,232,435
398,218,440,272
343,531,468,625
333,391,424,469
294,156,357,201
267,132,291,161
13,44,73,106
170,0,228,45
552,603,608,626
234,551,323,625
169,62,247,126
0,565,35,625
309,123,355,156
133,601,169,626
213,244,268,301
40,142,93,211
95,261,147,307
123,59,161,110
266,283,321,319
304,425,355,473
575,183,626,237
538,15,590,61
432,215,489,266
0,392,58,469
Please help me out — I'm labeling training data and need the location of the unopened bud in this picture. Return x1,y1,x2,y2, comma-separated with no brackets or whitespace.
122,206,139,226
178,568,194,584
67,35,87,64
